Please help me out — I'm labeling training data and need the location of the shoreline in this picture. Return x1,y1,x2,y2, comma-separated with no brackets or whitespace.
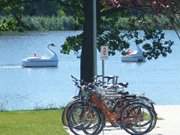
0,29,179,35
1,104,180,112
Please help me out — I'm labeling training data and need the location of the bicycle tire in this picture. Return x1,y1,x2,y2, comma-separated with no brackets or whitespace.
67,101,102,135
121,102,156,135
61,98,80,126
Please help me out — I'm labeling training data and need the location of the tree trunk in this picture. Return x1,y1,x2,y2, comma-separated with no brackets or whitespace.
81,0,97,82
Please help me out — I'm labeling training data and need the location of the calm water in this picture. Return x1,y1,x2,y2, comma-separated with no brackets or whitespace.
0,31,180,110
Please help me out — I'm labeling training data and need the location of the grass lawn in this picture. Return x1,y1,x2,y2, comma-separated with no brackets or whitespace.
0,109,68,135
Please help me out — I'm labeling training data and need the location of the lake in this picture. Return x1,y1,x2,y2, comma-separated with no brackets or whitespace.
0,31,180,110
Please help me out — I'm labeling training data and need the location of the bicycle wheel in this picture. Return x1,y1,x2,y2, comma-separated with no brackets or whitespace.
135,96,155,110
61,98,80,126
83,109,106,135
61,107,67,126
129,97,157,131
121,102,156,135
67,101,102,135
128,101,157,131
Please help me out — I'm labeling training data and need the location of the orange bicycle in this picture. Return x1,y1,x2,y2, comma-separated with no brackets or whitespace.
65,76,157,135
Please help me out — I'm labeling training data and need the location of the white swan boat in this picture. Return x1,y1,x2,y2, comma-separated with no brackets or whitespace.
22,43,58,67
121,45,145,62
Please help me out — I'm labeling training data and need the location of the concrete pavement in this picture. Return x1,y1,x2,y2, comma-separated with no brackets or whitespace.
66,105,180,135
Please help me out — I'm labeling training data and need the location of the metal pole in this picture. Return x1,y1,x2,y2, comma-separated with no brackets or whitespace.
102,60,105,83
93,0,97,76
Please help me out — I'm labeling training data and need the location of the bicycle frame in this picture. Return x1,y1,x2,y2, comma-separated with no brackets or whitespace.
90,91,148,127
90,93,118,124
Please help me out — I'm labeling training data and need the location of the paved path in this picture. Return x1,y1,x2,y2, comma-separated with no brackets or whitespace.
66,105,180,135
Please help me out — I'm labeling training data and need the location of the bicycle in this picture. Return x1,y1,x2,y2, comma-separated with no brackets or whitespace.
65,75,157,135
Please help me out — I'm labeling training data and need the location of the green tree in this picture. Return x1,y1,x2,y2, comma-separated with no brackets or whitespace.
23,0,60,16
0,0,62,31
58,0,84,29
61,0,179,60
60,0,179,82
0,0,27,31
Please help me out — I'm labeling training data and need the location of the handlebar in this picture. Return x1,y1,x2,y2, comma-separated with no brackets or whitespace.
71,75,79,82
71,75,95,90
71,75,81,88
71,75,128,91
95,75,120,85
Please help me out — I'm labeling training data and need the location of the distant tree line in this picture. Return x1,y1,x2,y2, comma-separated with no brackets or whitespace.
0,0,179,32
0,0,62,16
0,0,83,31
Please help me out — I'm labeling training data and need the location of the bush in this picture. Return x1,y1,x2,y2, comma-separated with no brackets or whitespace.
0,16,17,31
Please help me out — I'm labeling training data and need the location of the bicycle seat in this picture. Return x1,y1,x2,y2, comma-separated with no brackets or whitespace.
118,82,128,88
118,91,129,95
